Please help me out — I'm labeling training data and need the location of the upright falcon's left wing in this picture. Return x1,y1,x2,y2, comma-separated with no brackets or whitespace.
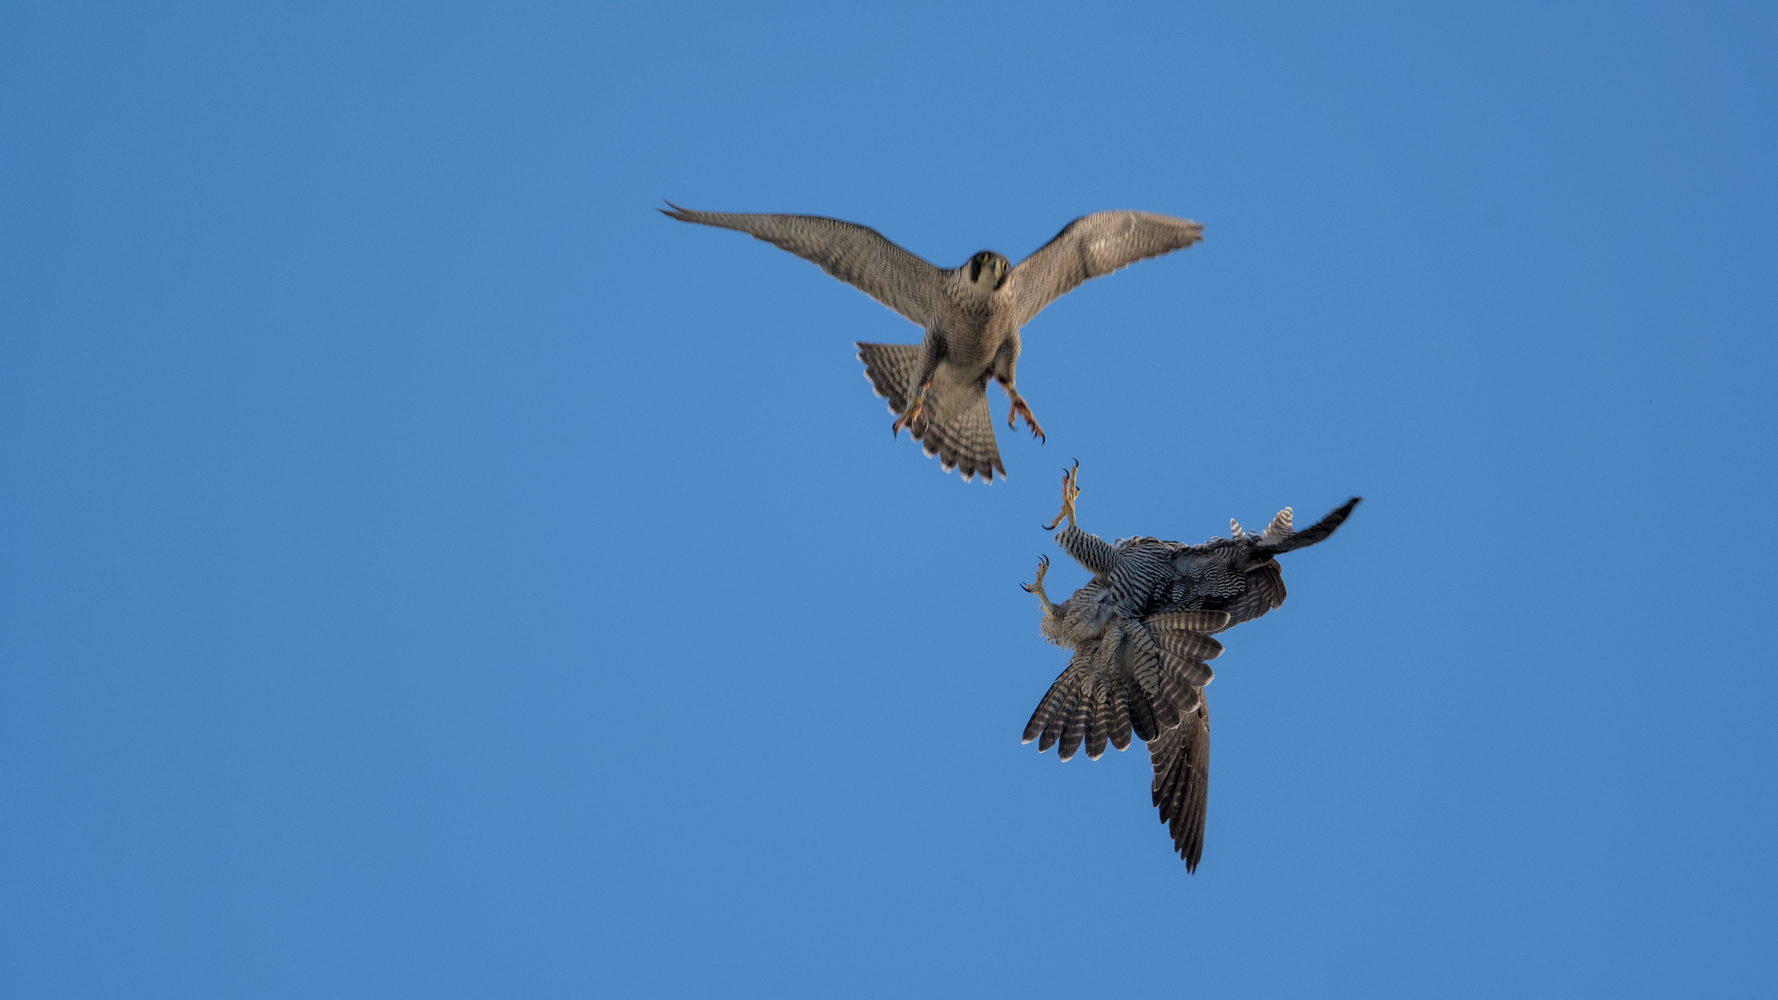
660,204,940,328
1011,211,1204,328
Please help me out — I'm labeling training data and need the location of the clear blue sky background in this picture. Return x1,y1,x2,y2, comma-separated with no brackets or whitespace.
4,2,1775,996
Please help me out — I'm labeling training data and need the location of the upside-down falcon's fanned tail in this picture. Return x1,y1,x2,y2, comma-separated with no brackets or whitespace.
856,342,1005,482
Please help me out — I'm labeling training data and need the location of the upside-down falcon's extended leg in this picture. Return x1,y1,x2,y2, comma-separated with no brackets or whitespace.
1043,461,1121,577
1020,555,1059,617
1040,461,1081,530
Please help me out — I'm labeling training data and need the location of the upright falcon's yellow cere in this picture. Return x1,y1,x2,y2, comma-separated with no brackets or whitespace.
661,205,1203,481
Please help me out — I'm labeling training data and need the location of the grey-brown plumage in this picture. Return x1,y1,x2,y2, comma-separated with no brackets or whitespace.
1020,463,1360,870
661,204,1204,481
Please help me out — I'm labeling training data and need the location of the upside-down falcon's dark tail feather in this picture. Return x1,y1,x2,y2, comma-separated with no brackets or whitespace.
1257,497,1363,555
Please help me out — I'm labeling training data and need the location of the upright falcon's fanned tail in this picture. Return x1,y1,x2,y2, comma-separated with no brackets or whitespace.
855,342,921,414
857,343,1004,482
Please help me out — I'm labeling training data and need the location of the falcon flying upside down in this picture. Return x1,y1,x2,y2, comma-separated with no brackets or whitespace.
1020,463,1361,870
661,204,1204,481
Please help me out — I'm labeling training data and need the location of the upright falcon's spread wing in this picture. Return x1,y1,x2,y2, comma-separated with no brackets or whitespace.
659,204,940,328
1011,211,1205,328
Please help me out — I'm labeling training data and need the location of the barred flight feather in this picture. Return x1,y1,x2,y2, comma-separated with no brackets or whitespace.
1146,609,1231,634
1155,630,1225,662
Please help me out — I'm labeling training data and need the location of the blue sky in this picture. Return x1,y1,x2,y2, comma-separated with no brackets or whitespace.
3,1,1775,996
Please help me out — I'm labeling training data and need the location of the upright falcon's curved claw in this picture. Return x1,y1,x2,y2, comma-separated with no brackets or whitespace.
890,389,926,439
1008,394,1046,443
1040,460,1082,530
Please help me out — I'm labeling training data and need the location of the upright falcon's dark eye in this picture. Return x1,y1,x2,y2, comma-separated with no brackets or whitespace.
969,258,983,282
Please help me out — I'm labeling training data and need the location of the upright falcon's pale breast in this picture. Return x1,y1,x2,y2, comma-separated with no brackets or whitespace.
662,204,1204,481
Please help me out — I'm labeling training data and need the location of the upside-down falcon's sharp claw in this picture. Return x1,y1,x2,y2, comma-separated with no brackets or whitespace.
1040,460,1080,530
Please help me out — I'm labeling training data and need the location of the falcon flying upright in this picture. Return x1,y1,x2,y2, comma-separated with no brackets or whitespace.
661,205,1204,480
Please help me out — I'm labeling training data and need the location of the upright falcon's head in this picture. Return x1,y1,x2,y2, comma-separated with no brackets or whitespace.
953,250,1012,304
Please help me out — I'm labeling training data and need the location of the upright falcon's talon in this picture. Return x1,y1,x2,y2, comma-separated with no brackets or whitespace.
1040,460,1082,530
890,390,926,439
1009,396,1047,443
997,380,1047,444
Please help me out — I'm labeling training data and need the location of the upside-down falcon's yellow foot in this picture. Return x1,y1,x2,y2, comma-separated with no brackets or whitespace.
1019,554,1051,596
1040,461,1081,530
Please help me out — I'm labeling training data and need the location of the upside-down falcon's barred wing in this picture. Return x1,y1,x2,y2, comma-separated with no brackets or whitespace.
1149,694,1211,872
1023,619,1212,762
660,204,940,328
1011,211,1205,328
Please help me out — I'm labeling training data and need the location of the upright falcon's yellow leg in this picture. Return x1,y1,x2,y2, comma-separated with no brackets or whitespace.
1040,460,1081,531
1000,381,1046,443
890,387,926,439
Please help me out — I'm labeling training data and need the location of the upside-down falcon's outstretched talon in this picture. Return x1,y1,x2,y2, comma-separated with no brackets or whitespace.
1040,460,1081,531
1020,554,1057,612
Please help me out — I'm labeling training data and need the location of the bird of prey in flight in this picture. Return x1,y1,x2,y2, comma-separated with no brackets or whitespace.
1020,463,1360,869
661,205,1204,481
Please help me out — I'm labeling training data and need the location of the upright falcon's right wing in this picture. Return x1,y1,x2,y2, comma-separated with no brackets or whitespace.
1011,211,1204,328
660,204,940,328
